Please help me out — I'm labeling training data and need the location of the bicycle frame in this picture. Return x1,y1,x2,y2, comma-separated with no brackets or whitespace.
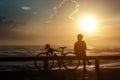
34,45,80,71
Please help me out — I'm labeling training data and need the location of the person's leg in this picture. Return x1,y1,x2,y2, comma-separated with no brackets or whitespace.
83,59,87,71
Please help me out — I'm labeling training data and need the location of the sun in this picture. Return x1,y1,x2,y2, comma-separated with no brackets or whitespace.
78,16,96,32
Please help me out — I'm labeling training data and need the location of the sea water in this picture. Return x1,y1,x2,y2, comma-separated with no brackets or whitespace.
0,45,120,71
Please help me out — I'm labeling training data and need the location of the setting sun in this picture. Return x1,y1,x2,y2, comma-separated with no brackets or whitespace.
78,16,96,32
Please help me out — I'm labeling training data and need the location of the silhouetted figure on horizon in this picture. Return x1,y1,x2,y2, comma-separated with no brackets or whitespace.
74,34,91,71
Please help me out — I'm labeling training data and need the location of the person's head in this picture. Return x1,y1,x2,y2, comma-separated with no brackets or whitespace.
77,34,83,41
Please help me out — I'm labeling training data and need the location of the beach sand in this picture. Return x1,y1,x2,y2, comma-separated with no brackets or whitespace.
0,68,120,80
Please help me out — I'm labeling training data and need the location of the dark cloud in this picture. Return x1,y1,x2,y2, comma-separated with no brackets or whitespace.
0,16,30,41
0,31,31,41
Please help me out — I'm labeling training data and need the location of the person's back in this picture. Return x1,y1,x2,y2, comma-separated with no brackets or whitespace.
74,34,90,71
74,34,87,58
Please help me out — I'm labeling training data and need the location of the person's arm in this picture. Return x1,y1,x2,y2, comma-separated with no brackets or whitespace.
74,42,77,52
83,41,87,50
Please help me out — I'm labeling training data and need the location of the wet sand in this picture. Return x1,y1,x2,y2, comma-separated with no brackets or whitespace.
0,68,120,80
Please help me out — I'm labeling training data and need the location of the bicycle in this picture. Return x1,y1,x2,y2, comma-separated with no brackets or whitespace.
34,44,80,71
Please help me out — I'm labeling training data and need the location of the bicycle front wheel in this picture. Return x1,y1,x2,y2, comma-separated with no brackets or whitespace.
34,52,54,70
62,52,80,71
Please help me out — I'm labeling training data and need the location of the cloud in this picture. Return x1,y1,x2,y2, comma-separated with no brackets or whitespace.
69,0,80,19
0,16,28,41
46,0,80,23
21,6,32,10
46,0,68,23
33,12,38,15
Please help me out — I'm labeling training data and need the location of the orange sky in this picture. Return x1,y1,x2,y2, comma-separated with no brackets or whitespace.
0,0,120,48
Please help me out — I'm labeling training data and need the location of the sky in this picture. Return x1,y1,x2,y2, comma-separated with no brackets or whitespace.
0,0,120,48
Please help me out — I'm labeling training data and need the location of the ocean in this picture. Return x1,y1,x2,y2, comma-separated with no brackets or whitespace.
0,45,120,71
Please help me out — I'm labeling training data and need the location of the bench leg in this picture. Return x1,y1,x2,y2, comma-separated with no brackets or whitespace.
95,59,100,70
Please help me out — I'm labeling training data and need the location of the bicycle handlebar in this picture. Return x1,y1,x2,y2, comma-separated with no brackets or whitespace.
59,47,67,50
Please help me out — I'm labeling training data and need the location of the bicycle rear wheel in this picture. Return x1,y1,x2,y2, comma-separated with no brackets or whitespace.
62,52,80,71
34,52,54,70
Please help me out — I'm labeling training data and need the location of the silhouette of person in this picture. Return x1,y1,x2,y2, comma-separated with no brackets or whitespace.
74,34,91,71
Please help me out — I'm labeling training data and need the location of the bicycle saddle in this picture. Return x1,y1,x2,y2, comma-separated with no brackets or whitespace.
59,47,67,50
